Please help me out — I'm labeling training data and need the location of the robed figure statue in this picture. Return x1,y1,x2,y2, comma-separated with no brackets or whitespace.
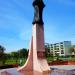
32,0,45,25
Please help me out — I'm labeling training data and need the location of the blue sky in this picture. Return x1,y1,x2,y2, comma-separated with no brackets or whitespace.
0,0,75,52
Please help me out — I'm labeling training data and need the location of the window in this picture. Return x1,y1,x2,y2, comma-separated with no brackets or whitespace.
60,42,63,44
61,50,64,54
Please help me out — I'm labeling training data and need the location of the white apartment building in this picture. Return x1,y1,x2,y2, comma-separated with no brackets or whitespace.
47,41,71,56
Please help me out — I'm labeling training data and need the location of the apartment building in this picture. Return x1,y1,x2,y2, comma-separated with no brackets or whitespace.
45,41,71,56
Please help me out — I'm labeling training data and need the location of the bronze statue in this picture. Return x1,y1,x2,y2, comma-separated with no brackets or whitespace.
32,0,45,25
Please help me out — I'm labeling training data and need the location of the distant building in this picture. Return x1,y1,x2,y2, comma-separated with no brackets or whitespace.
45,41,72,56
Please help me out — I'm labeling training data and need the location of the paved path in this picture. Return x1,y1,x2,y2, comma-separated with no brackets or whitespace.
50,65,75,70
0,68,23,75
1,65,75,75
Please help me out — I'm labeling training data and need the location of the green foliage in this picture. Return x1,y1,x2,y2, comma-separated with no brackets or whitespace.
10,52,19,64
5,58,26,66
0,45,6,65
18,48,28,59
0,45,5,57
45,44,51,58
0,47,28,66
11,52,19,58
69,45,75,53
0,45,5,52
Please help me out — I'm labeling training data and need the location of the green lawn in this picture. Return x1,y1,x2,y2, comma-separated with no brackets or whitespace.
47,56,75,62
0,56,75,67
0,58,26,66
59,56,75,61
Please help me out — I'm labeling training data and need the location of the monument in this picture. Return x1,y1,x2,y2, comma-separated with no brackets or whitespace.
18,0,50,75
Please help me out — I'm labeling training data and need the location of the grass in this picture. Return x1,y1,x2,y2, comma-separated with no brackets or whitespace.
47,56,75,62
0,56,75,67
0,58,27,67
59,56,75,61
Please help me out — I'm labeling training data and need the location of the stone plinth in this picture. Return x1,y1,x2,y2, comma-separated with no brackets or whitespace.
17,24,50,75
17,1,50,74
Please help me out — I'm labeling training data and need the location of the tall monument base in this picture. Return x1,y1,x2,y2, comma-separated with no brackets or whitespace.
17,24,50,75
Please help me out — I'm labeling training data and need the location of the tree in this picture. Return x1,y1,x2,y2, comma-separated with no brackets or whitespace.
0,45,6,65
69,45,75,56
6,53,11,59
10,52,19,64
18,48,28,59
0,45,5,54
45,44,51,57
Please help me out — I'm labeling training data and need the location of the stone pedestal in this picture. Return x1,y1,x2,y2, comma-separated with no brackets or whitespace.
17,24,50,75
17,0,50,74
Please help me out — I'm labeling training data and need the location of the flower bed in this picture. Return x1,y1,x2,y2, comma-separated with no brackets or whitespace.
48,61,75,66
